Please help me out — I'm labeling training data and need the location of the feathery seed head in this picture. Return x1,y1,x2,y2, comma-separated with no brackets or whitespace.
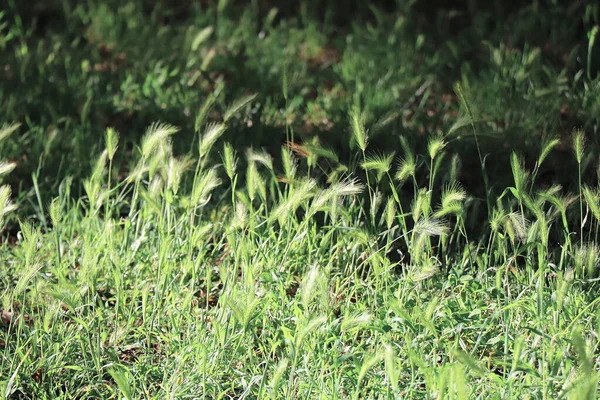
222,142,238,180
341,311,373,332
414,217,449,237
510,152,529,196
350,110,368,152
305,179,363,219
435,201,463,218
396,157,416,183
246,148,273,170
0,185,17,226
396,137,416,183
192,167,222,206
18,221,38,265
384,197,396,230
521,192,543,218
489,207,504,232
427,134,446,160
83,178,101,208
399,136,414,160
328,178,364,198
435,182,466,218
126,159,149,183
148,174,164,199
0,161,16,177
49,197,62,227
270,178,316,225
199,122,227,159
454,82,475,122
538,136,560,167
538,184,562,199
300,265,323,309
147,139,172,177
286,141,312,158
361,152,395,181
246,161,257,202
411,261,440,281
255,170,267,201
231,200,248,229
302,140,339,163
105,127,119,161
441,183,466,207
281,146,297,182
167,155,194,195
140,122,179,158
191,223,214,247
572,129,586,164
91,149,108,183
0,122,20,142
191,26,214,51
270,359,289,395
504,211,529,243
412,188,431,223
224,93,257,122
574,244,599,278
583,185,600,222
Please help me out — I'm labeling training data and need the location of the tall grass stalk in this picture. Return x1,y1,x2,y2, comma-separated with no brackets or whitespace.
455,82,491,216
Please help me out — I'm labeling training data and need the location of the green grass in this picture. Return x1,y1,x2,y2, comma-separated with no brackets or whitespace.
2,1,600,398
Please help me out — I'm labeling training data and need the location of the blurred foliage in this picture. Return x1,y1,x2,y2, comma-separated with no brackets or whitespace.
0,0,599,219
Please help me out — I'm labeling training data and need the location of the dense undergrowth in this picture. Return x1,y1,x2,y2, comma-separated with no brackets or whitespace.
2,1,600,398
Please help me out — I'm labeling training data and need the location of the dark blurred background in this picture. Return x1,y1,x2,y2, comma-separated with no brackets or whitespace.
1,0,599,224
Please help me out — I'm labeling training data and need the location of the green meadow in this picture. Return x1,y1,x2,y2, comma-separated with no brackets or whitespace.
1,1,600,398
